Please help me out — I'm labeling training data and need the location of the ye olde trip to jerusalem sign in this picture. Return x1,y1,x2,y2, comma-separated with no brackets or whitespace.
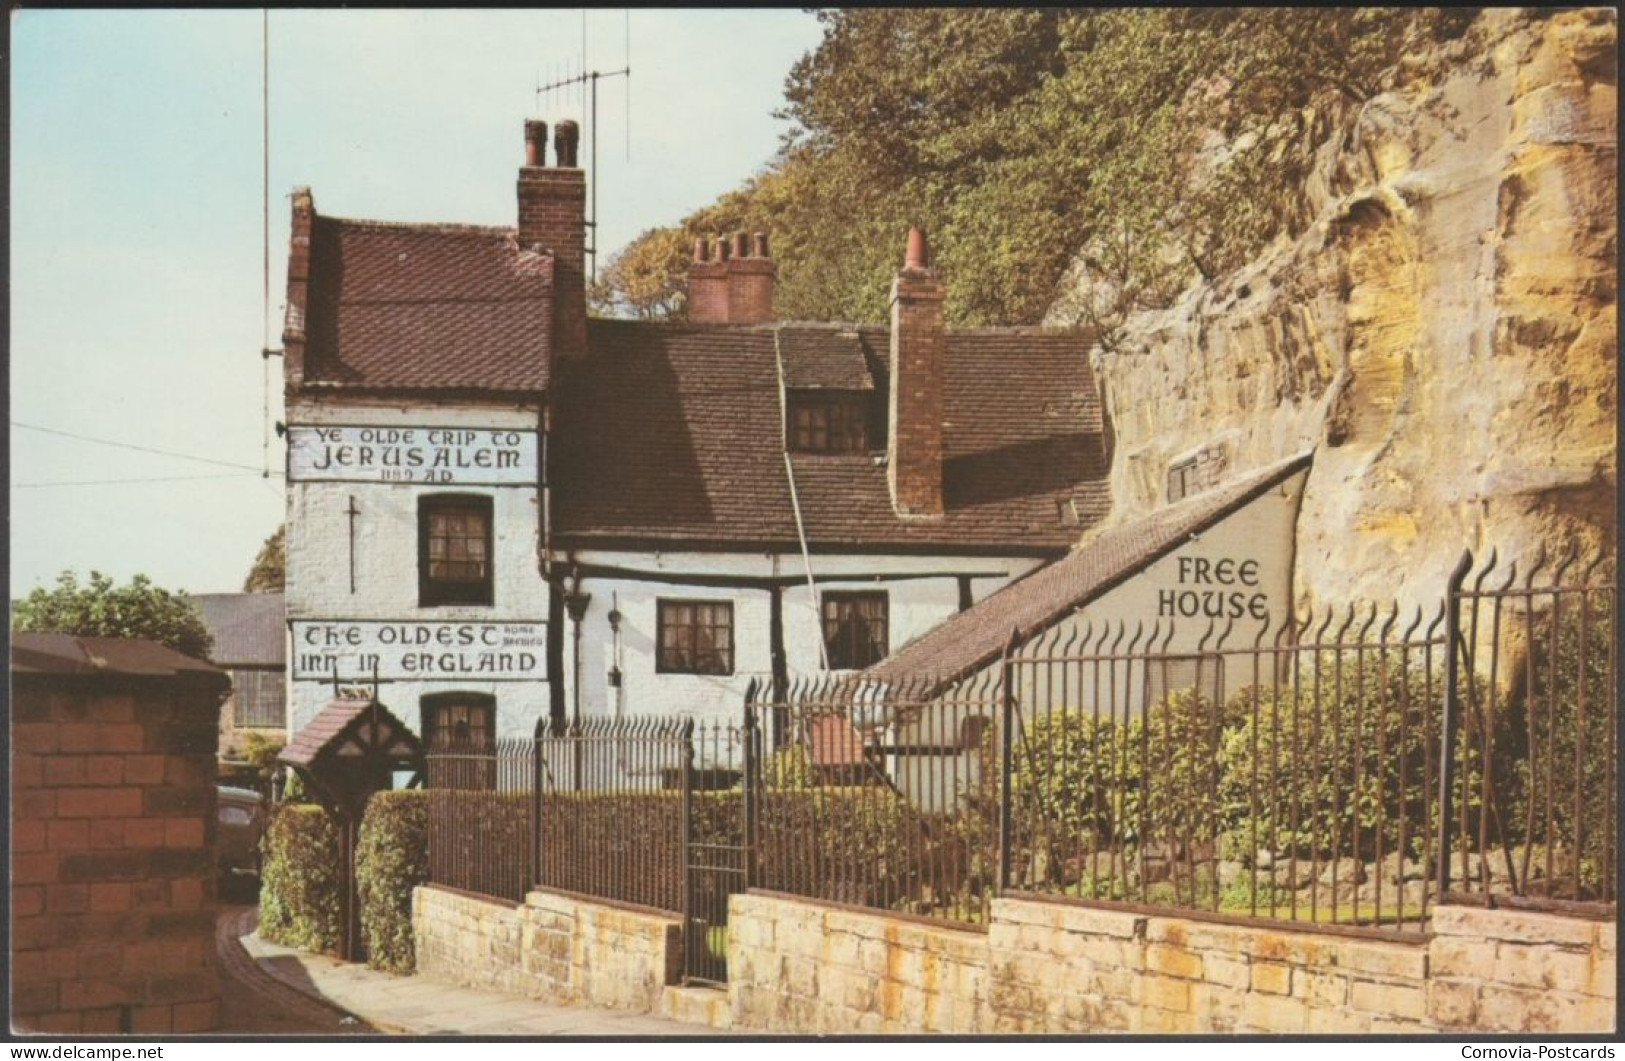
288,425,538,485
292,621,547,682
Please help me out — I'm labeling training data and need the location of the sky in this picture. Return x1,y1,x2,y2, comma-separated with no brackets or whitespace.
9,8,824,597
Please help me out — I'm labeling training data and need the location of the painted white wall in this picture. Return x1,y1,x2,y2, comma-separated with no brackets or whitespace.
562,548,1049,727
284,396,552,740
889,468,1309,809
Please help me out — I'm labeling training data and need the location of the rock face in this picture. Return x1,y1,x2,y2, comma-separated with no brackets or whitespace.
1054,9,1616,611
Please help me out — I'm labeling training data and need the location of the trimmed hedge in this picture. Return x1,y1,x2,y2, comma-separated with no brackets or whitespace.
258,804,342,955
357,789,427,974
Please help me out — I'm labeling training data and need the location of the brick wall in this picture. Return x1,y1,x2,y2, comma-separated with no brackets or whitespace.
12,678,223,1035
1427,904,1615,1032
413,885,681,1013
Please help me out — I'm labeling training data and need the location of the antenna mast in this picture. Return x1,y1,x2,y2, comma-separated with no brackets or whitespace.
536,16,631,284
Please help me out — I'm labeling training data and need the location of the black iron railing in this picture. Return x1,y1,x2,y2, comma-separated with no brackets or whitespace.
421,547,1617,968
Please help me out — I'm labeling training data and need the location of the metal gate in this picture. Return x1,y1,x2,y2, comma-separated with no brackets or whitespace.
680,703,759,986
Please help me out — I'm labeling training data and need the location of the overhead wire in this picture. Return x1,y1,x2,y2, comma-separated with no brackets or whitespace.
12,421,275,474
16,472,265,489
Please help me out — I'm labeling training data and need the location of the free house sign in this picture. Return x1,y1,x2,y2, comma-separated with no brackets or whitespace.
287,425,538,485
291,621,548,682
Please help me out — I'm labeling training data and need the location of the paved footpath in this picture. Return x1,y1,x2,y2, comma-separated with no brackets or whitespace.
230,907,717,1037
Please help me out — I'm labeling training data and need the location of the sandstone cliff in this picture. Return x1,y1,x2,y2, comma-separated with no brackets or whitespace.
1050,8,1617,611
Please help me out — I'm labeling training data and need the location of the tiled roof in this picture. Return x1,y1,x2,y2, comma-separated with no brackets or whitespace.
866,453,1316,686
301,217,553,393
192,593,285,667
11,632,226,683
280,698,422,768
552,321,1109,552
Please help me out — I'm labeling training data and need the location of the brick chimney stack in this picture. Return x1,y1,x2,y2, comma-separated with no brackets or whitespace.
727,231,776,324
688,237,730,323
689,230,775,324
888,226,946,518
517,119,587,358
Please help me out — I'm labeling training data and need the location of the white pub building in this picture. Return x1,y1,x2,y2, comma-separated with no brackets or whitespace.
279,119,1118,749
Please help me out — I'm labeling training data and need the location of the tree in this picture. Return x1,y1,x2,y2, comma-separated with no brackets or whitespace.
13,570,213,659
595,9,1481,333
589,227,692,320
244,524,285,593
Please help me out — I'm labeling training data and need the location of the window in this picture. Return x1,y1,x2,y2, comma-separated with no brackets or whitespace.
822,591,888,670
419,495,494,605
657,600,734,675
230,669,285,728
788,392,870,454
422,693,497,788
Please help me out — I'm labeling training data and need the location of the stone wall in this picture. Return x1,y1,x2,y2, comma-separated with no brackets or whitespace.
724,891,1614,1034
11,673,225,1035
729,892,990,1034
1427,903,1616,1032
413,885,681,1014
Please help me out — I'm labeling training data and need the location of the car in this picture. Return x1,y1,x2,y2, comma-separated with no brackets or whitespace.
216,785,267,886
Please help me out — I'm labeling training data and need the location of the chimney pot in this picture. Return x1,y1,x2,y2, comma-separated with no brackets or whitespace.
715,236,731,262
554,120,580,168
523,120,548,167
733,232,750,260
753,232,770,259
905,226,930,271
693,237,709,263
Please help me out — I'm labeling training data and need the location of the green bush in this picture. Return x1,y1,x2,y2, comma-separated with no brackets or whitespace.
357,790,427,974
259,804,342,955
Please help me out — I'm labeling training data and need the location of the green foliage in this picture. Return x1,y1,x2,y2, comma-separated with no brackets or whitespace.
598,9,1479,331
259,804,342,955
1496,607,1616,896
241,732,285,785
357,790,428,974
243,525,286,593
589,228,692,319
1219,654,1445,863
13,569,213,659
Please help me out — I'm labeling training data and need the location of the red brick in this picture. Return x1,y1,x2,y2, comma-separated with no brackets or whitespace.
60,978,140,1009
15,788,57,818
47,884,90,916
12,916,59,950
43,947,81,979
124,817,165,848
147,971,216,1004
57,786,144,818
85,755,126,785
123,755,165,785
171,997,219,1033
14,723,59,753
129,1005,173,1034
79,1008,123,1034
164,755,213,787
12,819,48,852
26,1011,83,1033
11,981,60,1014
61,722,144,753
89,818,125,849
87,694,136,722
164,818,205,848
48,819,91,851
89,882,132,913
13,886,46,917
170,877,205,911
13,752,44,787
13,852,59,885
131,880,170,910
43,755,87,786
12,950,50,981
77,943,126,979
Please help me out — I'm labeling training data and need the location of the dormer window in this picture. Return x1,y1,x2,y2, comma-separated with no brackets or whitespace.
788,392,870,454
